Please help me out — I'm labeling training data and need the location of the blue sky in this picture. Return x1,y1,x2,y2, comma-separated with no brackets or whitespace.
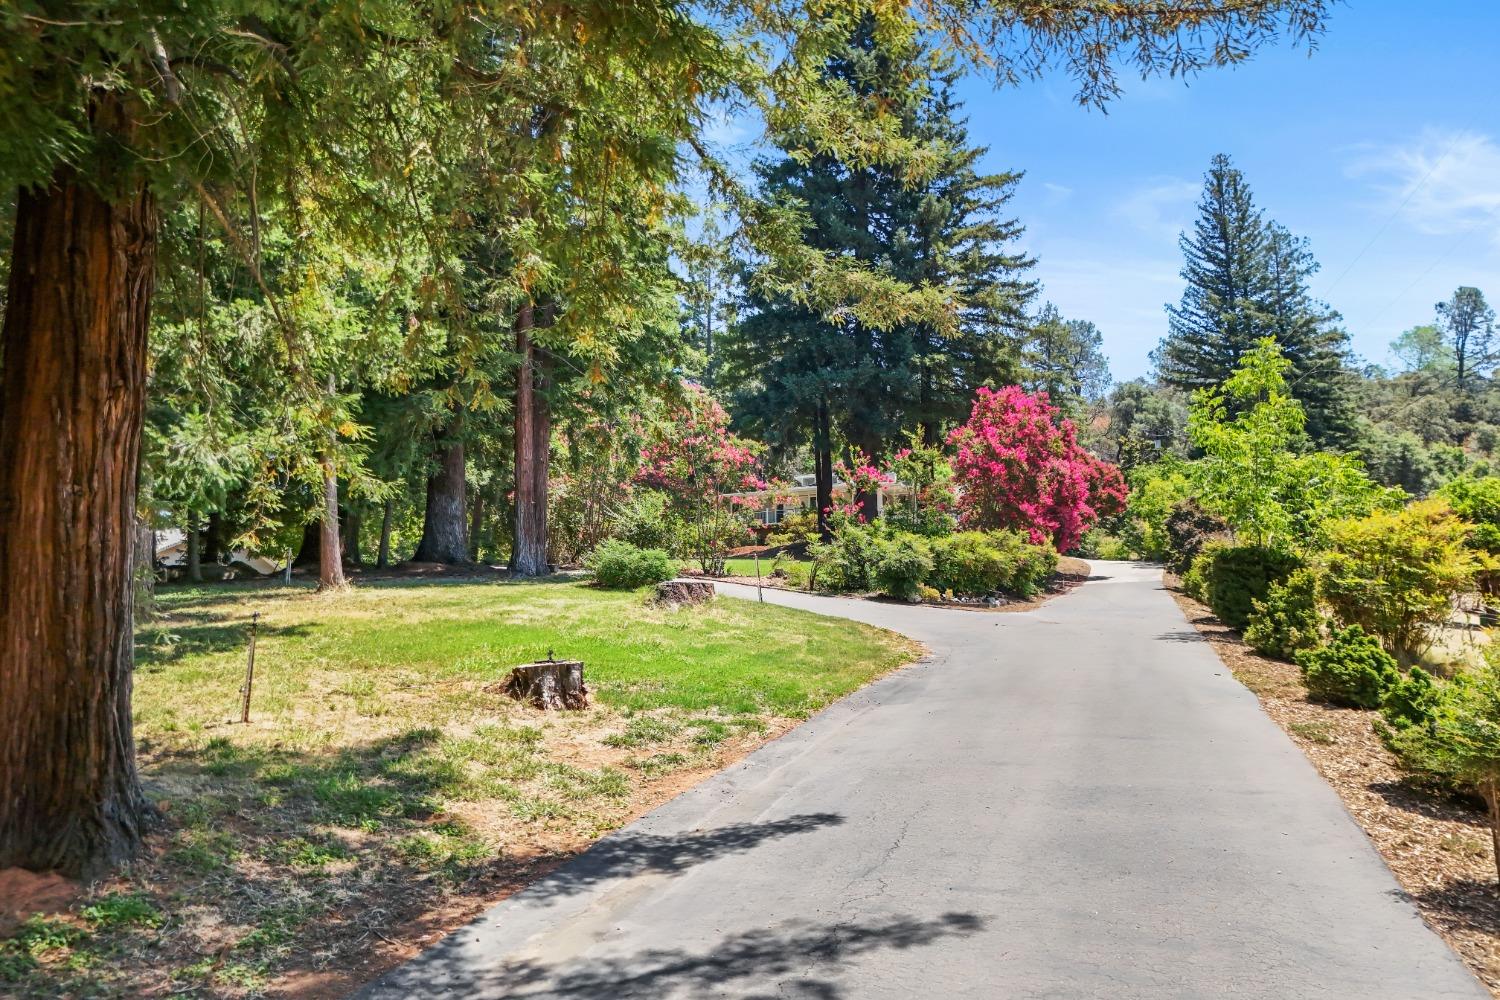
953,2,1500,382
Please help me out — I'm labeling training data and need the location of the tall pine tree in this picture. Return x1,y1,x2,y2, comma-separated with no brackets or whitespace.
726,21,1035,527
1154,154,1352,444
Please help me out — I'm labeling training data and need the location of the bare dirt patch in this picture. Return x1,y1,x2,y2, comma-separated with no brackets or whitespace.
1167,574,1500,995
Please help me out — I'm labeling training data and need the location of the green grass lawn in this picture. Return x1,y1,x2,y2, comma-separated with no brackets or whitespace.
3,576,913,999
716,555,808,578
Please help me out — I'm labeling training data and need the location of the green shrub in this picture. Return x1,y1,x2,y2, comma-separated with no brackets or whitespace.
1321,498,1478,655
1295,626,1400,709
778,561,811,589
874,535,933,601
1376,653,1500,884
585,540,676,589
1164,499,1229,574
1122,460,1193,561
1073,530,1130,560
766,509,820,546
927,530,1056,598
1244,567,1323,661
1180,544,1214,602
1380,666,1442,733
613,490,673,551
881,502,956,538
1190,543,1301,630
809,523,881,592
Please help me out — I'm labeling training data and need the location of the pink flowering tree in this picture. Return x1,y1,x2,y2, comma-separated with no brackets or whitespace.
636,386,769,573
948,386,1127,552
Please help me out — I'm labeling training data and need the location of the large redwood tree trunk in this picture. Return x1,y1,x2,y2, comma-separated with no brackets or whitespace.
0,155,156,876
412,436,469,564
511,304,551,576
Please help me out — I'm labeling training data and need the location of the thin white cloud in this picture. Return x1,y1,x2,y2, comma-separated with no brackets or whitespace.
1349,128,1500,241
1113,179,1200,239
1041,181,1074,203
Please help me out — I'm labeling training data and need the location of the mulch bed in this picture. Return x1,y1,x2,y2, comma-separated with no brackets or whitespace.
1167,575,1500,995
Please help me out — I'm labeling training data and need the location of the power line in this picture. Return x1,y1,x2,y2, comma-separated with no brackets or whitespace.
1320,131,1468,300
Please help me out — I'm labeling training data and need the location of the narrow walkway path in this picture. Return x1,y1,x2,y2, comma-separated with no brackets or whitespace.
360,562,1483,999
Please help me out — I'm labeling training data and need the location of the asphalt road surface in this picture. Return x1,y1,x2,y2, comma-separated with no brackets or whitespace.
359,561,1485,999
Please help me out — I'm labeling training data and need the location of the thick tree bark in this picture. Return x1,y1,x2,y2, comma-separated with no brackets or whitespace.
412,436,469,564
377,499,394,568
186,513,202,582
317,461,347,591
511,304,551,576
0,144,155,876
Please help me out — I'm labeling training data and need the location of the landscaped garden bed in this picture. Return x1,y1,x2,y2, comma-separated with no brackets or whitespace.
705,548,1095,612
0,577,917,998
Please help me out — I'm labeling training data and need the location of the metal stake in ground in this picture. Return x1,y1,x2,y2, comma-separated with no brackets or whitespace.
755,551,764,602
240,611,260,723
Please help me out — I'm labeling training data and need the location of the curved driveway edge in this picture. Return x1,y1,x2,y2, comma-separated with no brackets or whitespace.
359,561,1486,999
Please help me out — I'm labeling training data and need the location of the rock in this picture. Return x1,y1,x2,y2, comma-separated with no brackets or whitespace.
653,579,715,606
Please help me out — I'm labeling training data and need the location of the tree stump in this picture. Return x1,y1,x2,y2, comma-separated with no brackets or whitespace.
503,660,588,710
653,580,715,606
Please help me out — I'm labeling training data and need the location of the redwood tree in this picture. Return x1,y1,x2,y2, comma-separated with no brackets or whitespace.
412,436,470,565
0,95,156,875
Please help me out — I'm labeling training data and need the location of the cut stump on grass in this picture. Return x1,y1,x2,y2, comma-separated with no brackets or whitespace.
654,580,715,607
502,660,588,711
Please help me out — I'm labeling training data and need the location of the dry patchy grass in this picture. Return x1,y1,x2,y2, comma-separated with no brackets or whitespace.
0,577,917,999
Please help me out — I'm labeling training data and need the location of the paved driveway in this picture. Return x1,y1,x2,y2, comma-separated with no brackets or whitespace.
359,561,1484,999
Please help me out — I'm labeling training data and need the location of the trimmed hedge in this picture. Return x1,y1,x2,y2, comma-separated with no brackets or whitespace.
586,540,677,589
928,530,1057,598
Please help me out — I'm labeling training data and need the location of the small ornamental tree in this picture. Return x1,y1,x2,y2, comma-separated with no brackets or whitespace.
1320,498,1478,657
833,453,895,522
947,386,1126,552
883,436,959,537
636,386,768,574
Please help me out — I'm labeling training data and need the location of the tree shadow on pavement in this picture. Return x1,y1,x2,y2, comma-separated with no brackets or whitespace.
370,911,985,998
1154,629,1207,643
518,813,846,904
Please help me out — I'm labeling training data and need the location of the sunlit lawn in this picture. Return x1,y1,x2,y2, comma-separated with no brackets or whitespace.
2,576,915,999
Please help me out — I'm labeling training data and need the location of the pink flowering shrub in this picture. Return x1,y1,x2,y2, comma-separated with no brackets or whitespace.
947,386,1127,552
635,385,769,573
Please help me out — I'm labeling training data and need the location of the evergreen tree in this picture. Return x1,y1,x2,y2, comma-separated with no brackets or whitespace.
1154,154,1352,444
726,22,1035,527
1023,303,1110,416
